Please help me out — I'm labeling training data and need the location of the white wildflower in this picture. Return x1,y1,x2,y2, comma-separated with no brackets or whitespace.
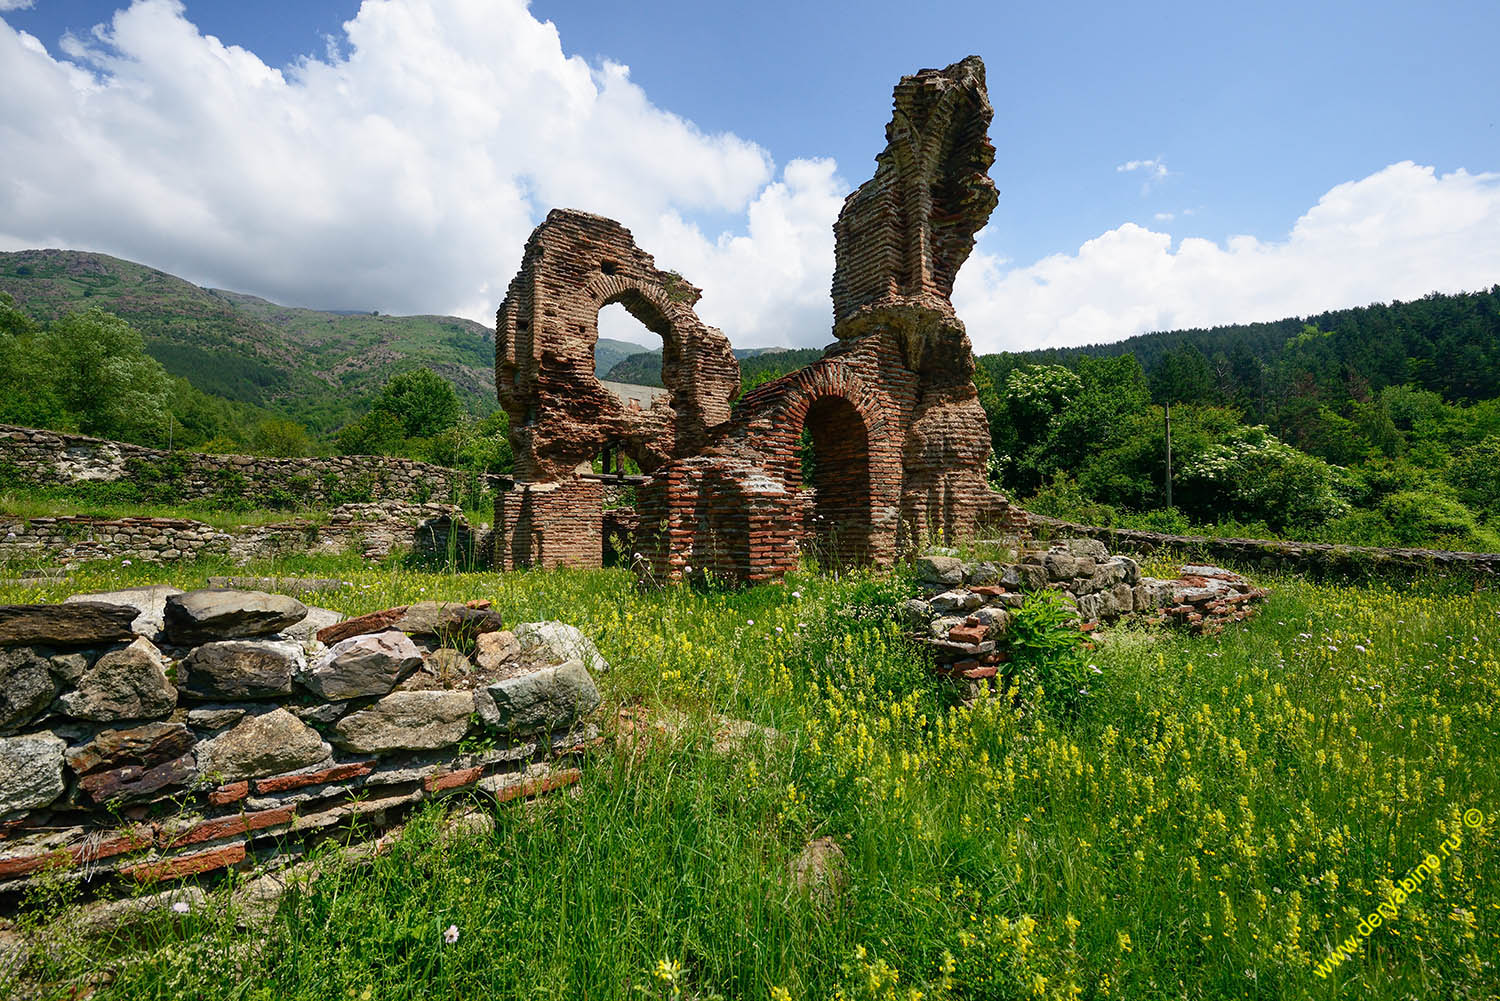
443,924,459,944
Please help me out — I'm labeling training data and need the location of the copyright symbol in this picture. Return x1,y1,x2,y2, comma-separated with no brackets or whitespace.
1464,808,1484,828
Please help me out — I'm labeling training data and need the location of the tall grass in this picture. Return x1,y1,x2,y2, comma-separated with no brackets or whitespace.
1,557,1496,999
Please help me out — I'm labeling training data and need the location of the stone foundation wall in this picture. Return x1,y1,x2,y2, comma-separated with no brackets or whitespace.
1023,515,1500,578
905,542,1270,687
0,424,470,506
1,502,469,567
0,588,606,900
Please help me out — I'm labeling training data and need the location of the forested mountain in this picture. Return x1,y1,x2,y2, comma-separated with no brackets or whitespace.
973,286,1500,551
0,250,499,432
980,286,1500,408
604,346,824,388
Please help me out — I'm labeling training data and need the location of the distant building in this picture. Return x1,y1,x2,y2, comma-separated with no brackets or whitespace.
600,380,668,410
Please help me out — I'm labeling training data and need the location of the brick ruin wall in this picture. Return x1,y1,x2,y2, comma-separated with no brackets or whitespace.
0,424,469,507
492,57,1029,584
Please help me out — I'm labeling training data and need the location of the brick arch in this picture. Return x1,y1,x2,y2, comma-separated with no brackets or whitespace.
737,361,896,565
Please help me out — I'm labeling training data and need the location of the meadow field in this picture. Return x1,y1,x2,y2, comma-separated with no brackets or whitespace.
1,555,1496,1000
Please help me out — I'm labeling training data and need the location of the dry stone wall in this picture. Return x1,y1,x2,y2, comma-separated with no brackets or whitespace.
0,588,606,900
1,502,473,567
0,424,469,506
1023,515,1500,579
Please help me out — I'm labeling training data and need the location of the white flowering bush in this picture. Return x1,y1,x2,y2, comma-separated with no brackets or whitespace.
1179,424,1347,530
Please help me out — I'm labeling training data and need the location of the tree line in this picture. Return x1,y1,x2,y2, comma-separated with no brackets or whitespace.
974,286,1500,551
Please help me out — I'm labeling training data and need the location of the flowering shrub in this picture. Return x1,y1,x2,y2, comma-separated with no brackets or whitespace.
1179,425,1347,530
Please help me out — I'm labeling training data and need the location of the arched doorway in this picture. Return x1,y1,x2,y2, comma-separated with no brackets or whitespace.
787,394,873,567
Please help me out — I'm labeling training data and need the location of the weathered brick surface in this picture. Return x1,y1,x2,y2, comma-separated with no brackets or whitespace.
126,842,247,883
208,781,249,806
490,58,1026,584
254,761,374,795
164,806,296,850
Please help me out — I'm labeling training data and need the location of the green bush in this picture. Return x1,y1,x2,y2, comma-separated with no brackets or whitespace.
1379,491,1480,546
1005,590,1092,718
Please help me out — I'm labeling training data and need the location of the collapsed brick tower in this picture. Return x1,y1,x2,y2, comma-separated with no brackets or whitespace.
492,56,1025,580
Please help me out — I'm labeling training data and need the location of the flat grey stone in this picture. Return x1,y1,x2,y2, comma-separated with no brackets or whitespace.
300,630,423,700
0,647,58,734
195,708,329,783
277,605,343,643
179,639,304,700
0,602,136,648
185,706,246,731
513,621,608,673
0,733,67,814
334,690,474,753
57,637,177,722
974,606,1012,631
930,589,982,614
64,586,182,638
1066,538,1109,560
163,589,307,645
474,659,599,735
48,651,89,685
916,555,965,587
964,562,1002,586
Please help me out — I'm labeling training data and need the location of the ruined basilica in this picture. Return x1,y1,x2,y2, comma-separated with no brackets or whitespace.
491,56,1026,583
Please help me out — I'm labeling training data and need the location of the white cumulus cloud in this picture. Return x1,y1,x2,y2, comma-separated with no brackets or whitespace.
955,162,1500,353
1116,157,1169,180
0,0,843,347
2,3,1497,362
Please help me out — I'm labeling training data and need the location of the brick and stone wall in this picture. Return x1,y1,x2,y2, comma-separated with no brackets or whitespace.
0,424,470,506
1,502,473,567
0,588,606,900
904,542,1269,690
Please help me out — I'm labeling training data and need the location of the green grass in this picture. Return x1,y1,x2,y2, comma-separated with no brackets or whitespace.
2,555,1497,1000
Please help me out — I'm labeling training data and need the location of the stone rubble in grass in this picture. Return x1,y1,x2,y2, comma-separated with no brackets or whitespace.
909,543,1269,687
0,587,605,902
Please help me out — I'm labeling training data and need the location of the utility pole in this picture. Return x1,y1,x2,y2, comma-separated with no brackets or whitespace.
1164,400,1173,510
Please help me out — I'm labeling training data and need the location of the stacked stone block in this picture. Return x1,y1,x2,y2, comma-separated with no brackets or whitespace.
0,424,468,505
0,589,606,898
905,541,1270,685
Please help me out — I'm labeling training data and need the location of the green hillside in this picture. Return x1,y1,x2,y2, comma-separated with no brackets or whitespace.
594,337,656,380
605,346,824,389
0,250,500,432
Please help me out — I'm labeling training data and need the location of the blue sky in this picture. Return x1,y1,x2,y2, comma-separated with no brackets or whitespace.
2,0,1497,351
